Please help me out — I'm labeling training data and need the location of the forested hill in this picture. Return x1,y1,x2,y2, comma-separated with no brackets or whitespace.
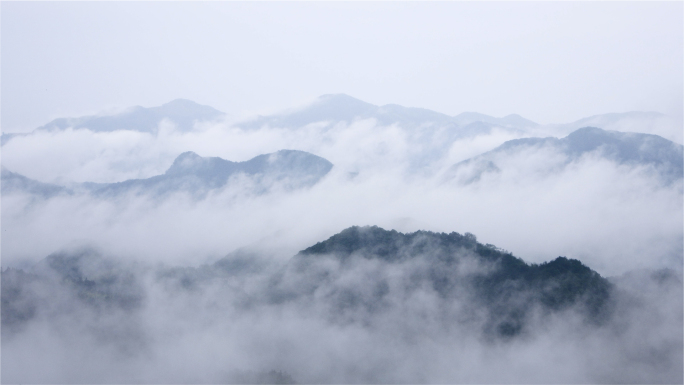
1,226,621,342
291,226,613,335
301,225,512,262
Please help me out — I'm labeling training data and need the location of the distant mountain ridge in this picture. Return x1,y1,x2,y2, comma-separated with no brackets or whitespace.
87,149,333,198
0,99,225,146
446,126,684,184
4,95,679,146
1,167,71,199
2,150,333,199
37,99,225,133
239,94,539,133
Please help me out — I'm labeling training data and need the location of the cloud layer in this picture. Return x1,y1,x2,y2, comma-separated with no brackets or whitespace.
2,101,682,383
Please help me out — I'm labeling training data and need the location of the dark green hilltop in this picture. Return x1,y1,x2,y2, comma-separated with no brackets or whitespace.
2,226,621,340
291,226,613,337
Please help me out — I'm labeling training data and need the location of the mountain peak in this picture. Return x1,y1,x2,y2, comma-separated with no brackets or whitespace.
500,113,538,127
160,98,203,108
32,99,225,135
152,99,225,120
165,151,206,175
310,94,378,115
175,151,202,161
316,93,374,105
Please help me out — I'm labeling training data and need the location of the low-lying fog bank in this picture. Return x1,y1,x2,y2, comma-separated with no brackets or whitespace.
2,226,682,384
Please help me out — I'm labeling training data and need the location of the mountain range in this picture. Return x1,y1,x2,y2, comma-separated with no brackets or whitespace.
4,124,681,199
446,126,684,185
239,93,539,134
1,99,225,145
1,226,616,338
3,94,678,145
1,167,70,199
38,99,225,134
1,150,333,199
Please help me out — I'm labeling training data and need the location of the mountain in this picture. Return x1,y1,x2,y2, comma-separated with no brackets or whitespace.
2,99,226,146
271,226,612,337
3,226,681,383
1,167,71,198
0,133,27,146
1,150,333,200
452,111,538,128
85,149,333,198
2,226,613,339
446,126,684,184
37,99,225,133
239,94,538,132
1,248,145,336
551,111,683,144
570,111,667,129
14,99,224,138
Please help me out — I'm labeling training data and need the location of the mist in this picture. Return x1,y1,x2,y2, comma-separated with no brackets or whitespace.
3,116,681,275
2,101,682,384
2,2,682,382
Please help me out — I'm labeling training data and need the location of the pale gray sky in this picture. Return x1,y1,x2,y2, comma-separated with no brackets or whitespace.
2,1,682,132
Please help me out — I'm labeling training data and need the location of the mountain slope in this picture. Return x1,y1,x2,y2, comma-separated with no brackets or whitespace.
561,111,682,144
272,226,612,337
1,167,71,198
36,99,225,134
2,226,680,383
446,126,684,184
3,226,613,339
240,94,537,132
87,149,333,198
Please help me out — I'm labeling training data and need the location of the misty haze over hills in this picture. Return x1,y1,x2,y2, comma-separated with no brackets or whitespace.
1,94,682,384
39,98,226,134
2,226,681,383
84,149,333,199
239,94,539,132
3,98,681,204
1,99,226,145
3,94,681,145
1,167,71,199
447,126,684,185
3,1,682,382
2,150,333,200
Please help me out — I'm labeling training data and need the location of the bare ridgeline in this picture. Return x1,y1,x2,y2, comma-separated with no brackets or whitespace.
2,95,683,384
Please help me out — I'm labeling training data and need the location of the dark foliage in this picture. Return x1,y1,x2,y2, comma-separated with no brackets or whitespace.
1,249,145,335
3,226,614,342
43,250,145,311
1,268,41,332
297,226,614,337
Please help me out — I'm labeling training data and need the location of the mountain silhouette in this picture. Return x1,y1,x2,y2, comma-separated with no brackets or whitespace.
1,167,71,198
273,226,612,337
446,126,684,184
37,99,224,134
86,149,333,198
240,94,538,132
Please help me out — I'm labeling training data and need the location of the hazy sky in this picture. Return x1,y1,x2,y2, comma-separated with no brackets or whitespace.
2,1,682,132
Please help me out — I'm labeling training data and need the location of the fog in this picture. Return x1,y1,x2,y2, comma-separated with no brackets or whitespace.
3,116,681,275
2,0,683,382
2,102,683,383
2,226,681,384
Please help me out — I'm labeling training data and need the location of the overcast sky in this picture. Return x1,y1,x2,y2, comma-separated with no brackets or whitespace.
2,1,682,132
